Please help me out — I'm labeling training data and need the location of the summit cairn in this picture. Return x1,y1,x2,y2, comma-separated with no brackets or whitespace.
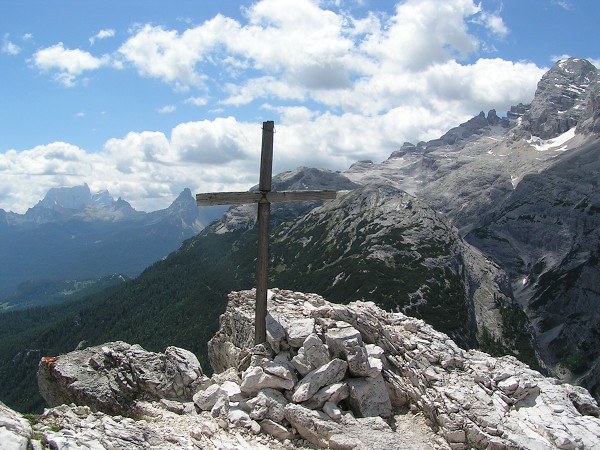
205,289,600,449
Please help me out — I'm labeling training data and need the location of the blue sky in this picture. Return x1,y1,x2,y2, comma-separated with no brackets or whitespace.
1,0,598,213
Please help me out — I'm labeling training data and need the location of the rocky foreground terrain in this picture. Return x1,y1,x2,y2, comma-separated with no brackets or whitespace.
2,289,599,449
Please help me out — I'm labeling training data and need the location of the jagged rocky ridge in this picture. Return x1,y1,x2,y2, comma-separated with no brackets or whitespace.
268,183,532,360
2,289,599,449
345,57,600,398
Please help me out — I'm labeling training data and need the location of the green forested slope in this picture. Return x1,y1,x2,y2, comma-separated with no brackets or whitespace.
0,186,534,412
0,230,254,412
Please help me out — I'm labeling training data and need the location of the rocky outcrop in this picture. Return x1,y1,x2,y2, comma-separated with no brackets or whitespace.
0,401,32,450
205,289,600,449
0,289,594,449
578,76,600,134
38,342,206,416
425,110,509,150
466,136,600,398
522,58,597,139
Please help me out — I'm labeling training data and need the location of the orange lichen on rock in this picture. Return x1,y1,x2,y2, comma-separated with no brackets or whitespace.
41,356,58,369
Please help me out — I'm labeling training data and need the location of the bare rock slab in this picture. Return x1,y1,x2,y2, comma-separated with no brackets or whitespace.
346,373,392,418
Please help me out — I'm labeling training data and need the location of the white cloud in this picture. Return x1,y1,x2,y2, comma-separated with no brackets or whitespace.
157,104,176,113
89,28,116,45
184,96,209,106
2,33,21,55
33,42,109,86
552,0,572,10
474,11,509,38
1,0,553,214
0,118,262,213
117,20,228,90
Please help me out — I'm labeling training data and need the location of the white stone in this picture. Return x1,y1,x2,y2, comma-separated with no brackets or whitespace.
193,383,226,411
323,401,342,420
247,388,288,422
303,334,330,369
266,312,286,353
365,344,384,359
346,373,392,418
303,382,350,410
287,318,316,347
259,418,295,440
240,366,294,394
220,380,243,402
227,408,252,428
292,359,348,403
0,402,32,450
291,348,313,376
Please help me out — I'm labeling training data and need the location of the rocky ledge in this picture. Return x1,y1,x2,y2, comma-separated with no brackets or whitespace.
2,289,599,449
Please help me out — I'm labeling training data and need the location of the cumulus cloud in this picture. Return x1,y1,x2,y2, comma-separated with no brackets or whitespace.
157,104,176,113
2,33,21,55
33,42,109,86
2,0,553,213
89,28,116,45
0,118,262,213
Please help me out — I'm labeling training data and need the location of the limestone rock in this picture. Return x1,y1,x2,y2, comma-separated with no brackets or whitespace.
0,401,32,450
260,418,296,441
326,324,379,377
287,318,316,347
346,373,392,418
37,341,203,416
284,403,343,447
240,366,294,394
292,358,348,403
193,383,227,411
266,312,287,352
303,382,350,410
33,289,600,449
523,58,597,139
302,334,330,369
247,388,288,422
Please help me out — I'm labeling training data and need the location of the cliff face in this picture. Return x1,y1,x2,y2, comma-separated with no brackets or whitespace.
344,58,600,397
1,289,597,449
466,136,600,394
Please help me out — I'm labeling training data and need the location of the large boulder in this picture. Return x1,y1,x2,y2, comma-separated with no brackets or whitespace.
38,341,205,416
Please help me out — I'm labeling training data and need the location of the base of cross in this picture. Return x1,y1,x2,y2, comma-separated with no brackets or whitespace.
196,121,339,344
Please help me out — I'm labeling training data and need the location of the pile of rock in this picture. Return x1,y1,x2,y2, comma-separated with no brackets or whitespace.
202,290,399,447
4,288,599,449
206,289,600,449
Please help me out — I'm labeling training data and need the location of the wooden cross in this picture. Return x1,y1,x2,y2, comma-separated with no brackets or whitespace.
196,121,338,345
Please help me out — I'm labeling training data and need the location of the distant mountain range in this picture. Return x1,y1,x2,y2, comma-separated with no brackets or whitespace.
0,184,226,305
0,57,598,414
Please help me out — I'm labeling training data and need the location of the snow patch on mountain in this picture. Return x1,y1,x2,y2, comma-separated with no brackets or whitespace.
527,127,576,151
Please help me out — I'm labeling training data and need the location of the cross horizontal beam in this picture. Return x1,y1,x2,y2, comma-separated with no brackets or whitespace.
196,189,338,206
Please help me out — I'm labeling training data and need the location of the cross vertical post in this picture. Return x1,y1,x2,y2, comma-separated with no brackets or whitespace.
255,121,274,345
196,121,339,346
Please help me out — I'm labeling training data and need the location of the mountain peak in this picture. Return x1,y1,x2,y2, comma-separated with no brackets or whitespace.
554,58,597,82
173,187,193,203
91,189,114,207
38,184,92,210
522,57,598,139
